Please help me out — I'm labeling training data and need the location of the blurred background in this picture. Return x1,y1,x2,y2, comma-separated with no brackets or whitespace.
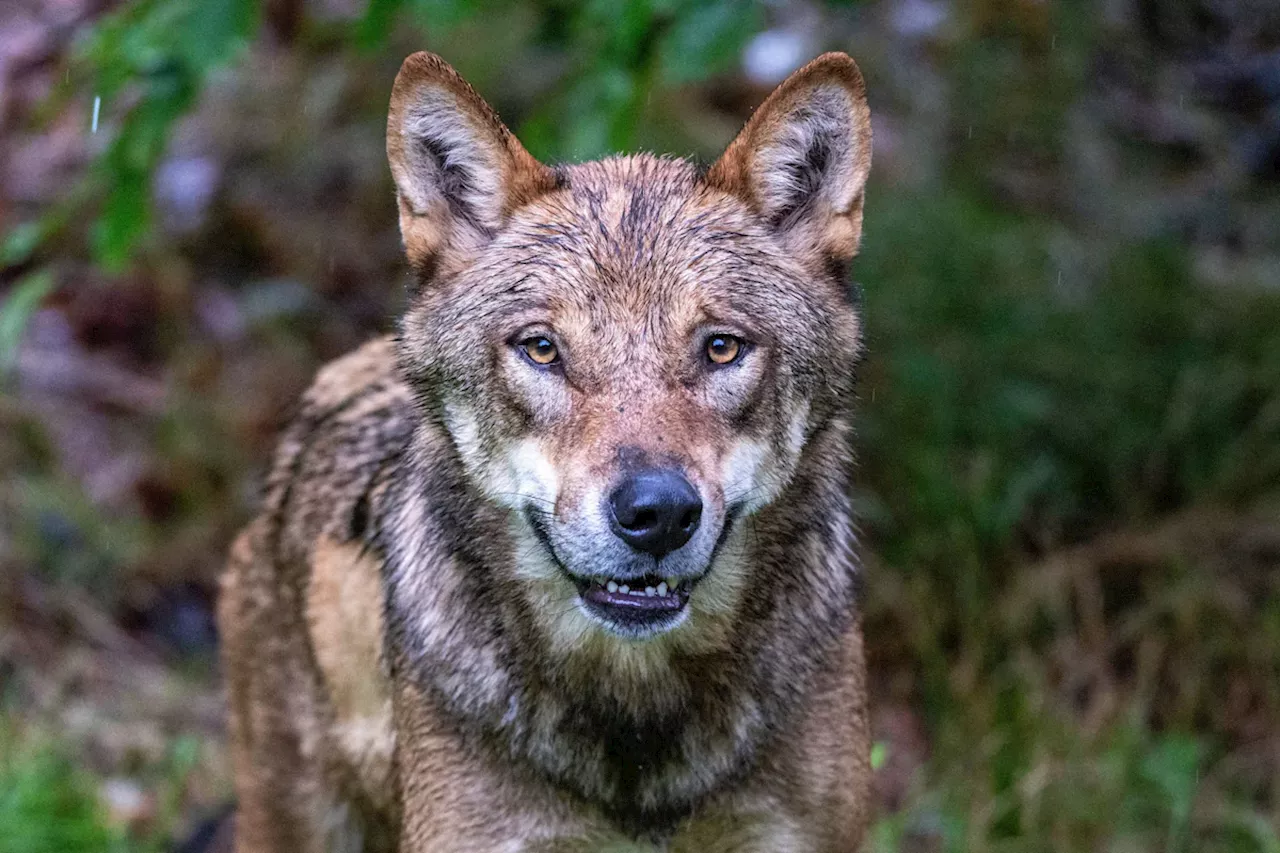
2,0,1279,850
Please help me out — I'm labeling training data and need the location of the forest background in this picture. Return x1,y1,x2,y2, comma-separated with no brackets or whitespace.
1,1,1279,850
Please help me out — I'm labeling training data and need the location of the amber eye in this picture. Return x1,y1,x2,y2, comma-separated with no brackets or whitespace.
706,334,743,366
519,336,559,366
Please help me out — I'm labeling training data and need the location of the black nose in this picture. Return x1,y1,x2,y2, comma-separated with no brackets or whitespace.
608,469,703,559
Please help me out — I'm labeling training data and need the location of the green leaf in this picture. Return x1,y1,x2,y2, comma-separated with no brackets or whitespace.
658,0,760,84
356,0,406,49
81,0,258,267
1,223,48,269
0,270,55,375
91,59,196,268
181,0,260,73
1140,735,1203,848
870,741,890,771
405,0,482,35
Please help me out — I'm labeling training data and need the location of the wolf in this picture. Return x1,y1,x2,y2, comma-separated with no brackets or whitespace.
217,50,873,852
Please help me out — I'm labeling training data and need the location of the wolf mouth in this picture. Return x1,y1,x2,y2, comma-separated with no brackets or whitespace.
523,508,696,631
574,573,692,629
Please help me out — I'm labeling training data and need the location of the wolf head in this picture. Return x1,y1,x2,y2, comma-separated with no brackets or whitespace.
388,52,870,653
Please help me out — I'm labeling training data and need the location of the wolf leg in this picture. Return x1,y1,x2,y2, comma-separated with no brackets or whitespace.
220,528,367,853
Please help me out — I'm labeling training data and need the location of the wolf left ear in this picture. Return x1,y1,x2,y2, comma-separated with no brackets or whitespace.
705,52,872,263
387,52,558,279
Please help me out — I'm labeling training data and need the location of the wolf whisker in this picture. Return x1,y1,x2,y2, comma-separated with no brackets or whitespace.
724,484,771,509
496,491,556,508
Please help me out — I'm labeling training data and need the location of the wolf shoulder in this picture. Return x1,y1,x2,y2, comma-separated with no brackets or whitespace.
255,336,418,555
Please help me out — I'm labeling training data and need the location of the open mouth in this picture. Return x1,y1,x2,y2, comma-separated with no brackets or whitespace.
524,508,695,632
571,573,692,631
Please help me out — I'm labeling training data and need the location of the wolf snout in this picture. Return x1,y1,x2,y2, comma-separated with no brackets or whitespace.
607,469,702,559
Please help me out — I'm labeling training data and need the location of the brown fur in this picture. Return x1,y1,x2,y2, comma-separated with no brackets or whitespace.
220,51,873,851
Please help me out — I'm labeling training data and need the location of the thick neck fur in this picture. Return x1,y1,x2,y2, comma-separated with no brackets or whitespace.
378,410,860,838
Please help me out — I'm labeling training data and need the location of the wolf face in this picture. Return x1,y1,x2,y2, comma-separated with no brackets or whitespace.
388,54,871,656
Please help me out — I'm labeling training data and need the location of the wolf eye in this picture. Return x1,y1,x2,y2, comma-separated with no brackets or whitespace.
705,334,743,366
519,336,559,366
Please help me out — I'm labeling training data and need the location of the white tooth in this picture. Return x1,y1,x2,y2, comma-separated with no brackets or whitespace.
645,586,656,597
657,582,668,596
618,585,630,594
606,581,618,593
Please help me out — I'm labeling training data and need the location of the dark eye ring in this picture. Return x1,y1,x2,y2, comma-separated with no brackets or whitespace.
518,336,559,367
705,334,745,366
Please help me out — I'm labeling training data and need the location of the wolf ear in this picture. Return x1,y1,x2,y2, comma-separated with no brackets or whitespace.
705,52,872,263
387,52,557,278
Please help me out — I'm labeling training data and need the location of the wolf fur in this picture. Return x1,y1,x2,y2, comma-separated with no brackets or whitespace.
218,50,874,852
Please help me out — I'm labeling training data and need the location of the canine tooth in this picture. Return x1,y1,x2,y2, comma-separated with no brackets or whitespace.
618,585,630,594
657,582,668,596
645,586,656,597
606,581,618,593
666,577,678,589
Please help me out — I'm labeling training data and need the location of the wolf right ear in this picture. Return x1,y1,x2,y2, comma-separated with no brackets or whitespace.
705,53,872,265
387,52,558,280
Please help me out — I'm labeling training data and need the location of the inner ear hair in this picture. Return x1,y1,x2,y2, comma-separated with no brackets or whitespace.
705,52,872,262
756,86,858,226
387,52,557,278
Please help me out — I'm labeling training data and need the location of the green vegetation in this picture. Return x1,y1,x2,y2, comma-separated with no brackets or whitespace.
0,728,118,853
15,0,764,271
858,190,1280,851
2,0,1277,850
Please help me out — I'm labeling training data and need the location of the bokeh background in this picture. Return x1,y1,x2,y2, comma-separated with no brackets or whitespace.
2,0,1279,850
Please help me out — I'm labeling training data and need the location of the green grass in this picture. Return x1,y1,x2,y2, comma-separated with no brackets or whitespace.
869,720,1280,853
856,184,1280,852
0,721,206,853
0,726,118,853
